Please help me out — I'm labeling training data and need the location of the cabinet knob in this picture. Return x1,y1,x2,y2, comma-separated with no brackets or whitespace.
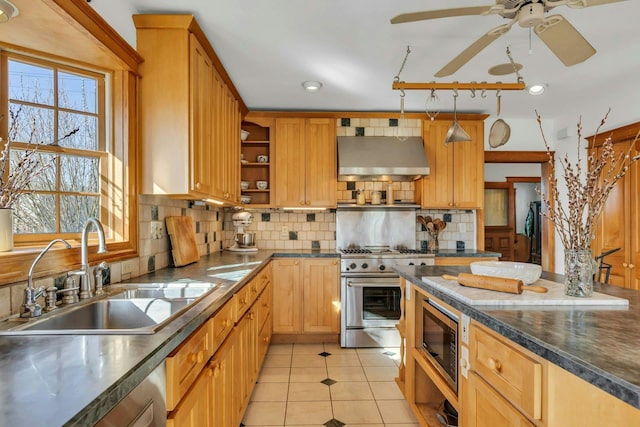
263,336,270,344
294,261,299,265
190,350,204,364
248,311,255,320
488,357,502,372
195,182,201,189
306,201,310,205
460,358,469,369
300,201,305,205
623,263,629,268
630,264,635,269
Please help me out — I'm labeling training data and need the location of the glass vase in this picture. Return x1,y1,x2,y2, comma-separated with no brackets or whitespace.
564,249,594,297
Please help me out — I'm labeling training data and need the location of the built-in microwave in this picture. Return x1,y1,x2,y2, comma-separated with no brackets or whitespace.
421,298,458,392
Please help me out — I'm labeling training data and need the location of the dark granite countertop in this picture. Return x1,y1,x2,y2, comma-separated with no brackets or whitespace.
429,249,501,258
394,265,640,409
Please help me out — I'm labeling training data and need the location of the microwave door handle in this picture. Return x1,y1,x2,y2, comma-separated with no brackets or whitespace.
347,281,398,288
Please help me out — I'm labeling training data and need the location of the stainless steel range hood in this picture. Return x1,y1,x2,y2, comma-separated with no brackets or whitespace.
337,136,429,182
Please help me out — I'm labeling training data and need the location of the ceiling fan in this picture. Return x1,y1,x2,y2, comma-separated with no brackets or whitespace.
391,0,627,77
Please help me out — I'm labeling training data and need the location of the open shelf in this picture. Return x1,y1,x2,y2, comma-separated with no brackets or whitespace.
241,119,273,206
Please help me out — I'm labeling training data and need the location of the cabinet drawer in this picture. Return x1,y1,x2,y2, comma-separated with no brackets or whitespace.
212,299,235,349
234,284,253,322
166,320,213,411
257,282,272,329
470,323,542,421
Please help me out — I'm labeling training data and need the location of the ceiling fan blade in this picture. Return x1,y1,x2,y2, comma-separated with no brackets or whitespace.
434,22,514,77
391,6,493,24
554,0,629,8
534,15,596,66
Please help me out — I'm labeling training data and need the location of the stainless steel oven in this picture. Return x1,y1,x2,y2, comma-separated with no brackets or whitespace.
341,274,402,347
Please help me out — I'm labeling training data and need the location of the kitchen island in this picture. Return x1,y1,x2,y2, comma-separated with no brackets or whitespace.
394,265,640,426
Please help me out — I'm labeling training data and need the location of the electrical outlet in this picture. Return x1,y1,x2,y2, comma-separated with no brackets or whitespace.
150,221,163,240
121,260,134,274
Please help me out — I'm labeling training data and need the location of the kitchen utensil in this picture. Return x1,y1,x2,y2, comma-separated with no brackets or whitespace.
426,222,436,233
417,215,428,230
433,218,445,231
424,215,433,224
256,180,268,189
165,216,199,267
256,155,268,163
442,273,548,294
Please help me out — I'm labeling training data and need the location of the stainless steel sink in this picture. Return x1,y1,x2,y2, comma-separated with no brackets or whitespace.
0,282,220,335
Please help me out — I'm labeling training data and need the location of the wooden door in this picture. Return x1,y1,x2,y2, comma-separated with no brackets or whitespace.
305,118,337,207
274,118,306,207
167,368,212,427
484,182,516,261
592,144,627,287
302,259,340,333
420,120,453,208
452,120,484,209
465,372,535,427
189,34,214,197
271,259,302,333
630,148,640,289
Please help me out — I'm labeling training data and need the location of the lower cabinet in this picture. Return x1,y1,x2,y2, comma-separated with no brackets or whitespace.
166,263,272,426
271,257,340,336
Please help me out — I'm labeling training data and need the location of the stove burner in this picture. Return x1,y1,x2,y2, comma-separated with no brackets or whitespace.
397,249,430,254
340,248,373,254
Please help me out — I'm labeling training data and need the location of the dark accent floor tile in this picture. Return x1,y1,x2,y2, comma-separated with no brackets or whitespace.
324,419,345,427
321,378,337,386
318,351,331,357
383,351,396,356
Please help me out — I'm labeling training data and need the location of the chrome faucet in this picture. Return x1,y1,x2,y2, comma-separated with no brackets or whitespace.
21,239,72,318
69,218,108,300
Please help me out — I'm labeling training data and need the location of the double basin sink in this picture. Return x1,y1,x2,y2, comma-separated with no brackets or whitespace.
0,282,223,335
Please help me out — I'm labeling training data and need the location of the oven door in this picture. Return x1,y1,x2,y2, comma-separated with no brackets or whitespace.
341,275,402,348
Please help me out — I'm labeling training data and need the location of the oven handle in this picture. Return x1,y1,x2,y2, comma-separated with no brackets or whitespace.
346,281,399,288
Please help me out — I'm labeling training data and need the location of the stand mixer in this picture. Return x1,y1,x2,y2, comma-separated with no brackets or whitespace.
228,211,258,252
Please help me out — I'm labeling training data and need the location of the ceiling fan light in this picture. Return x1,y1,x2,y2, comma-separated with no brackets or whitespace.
0,0,18,23
302,81,323,91
527,84,547,95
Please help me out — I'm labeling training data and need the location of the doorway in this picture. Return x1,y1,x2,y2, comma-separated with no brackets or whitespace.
484,151,555,272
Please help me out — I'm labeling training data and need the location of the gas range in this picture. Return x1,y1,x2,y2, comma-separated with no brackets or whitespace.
339,248,434,275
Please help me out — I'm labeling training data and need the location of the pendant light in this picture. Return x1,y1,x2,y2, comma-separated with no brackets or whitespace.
445,91,471,144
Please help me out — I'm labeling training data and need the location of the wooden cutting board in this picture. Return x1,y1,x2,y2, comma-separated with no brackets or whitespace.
165,216,199,267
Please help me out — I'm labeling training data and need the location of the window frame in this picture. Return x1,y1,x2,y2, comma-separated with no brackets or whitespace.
4,52,110,243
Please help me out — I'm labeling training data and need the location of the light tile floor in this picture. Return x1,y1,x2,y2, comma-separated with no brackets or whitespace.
242,343,419,427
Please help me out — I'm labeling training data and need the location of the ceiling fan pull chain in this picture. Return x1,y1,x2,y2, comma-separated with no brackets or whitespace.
496,89,502,116
529,27,533,55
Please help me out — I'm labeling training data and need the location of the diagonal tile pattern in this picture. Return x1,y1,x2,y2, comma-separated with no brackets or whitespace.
243,343,419,426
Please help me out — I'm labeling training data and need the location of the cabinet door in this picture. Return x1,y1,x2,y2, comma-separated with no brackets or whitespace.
452,120,484,209
630,153,640,289
302,258,340,333
167,368,212,427
275,118,306,207
211,332,236,427
420,120,454,208
305,118,337,207
466,371,535,427
271,259,303,333
189,34,214,197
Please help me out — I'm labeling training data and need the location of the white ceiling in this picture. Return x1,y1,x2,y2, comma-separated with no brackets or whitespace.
93,0,640,124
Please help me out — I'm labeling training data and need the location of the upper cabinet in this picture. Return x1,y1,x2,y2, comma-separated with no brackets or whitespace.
416,118,485,209
134,15,242,204
274,117,337,208
240,116,275,207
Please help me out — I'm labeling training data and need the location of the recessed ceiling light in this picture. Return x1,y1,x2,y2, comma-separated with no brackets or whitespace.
302,81,323,91
527,84,547,95
0,0,18,23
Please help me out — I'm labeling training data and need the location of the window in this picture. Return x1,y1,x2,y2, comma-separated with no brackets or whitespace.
3,54,108,243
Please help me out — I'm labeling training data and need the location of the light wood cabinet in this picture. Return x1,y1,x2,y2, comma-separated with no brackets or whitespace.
590,121,640,289
166,320,213,411
416,119,484,209
274,118,337,208
134,15,241,204
167,366,213,427
166,262,272,426
272,258,340,335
